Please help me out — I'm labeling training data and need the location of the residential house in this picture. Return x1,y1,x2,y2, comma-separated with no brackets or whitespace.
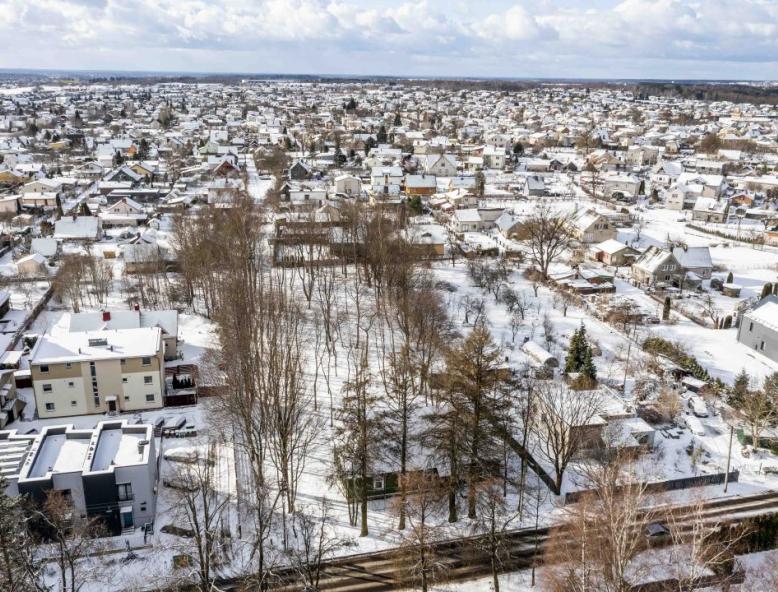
590,239,639,266
8,420,156,535
737,296,778,363
15,253,46,276
29,327,166,419
423,154,458,177
631,246,684,287
692,197,729,223
404,174,437,196
334,174,362,197
54,216,101,241
569,208,617,244
370,166,403,196
671,246,713,280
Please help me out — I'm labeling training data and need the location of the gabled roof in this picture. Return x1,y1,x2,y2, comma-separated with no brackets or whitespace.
671,246,712,269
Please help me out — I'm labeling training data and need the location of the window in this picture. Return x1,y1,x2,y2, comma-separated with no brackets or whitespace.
65,362,72,369
761,341,766,351
117,483,133,501
45,402,55,411
750,322,754,332
372,476,385,490
68,382,74,388
144,376,153,385
124,395,130,401
141,357,151,366
71,400,77,407
120,358,126,365
42,384,52,393
122,377,128,384
145,394,155,402
40,365,49,373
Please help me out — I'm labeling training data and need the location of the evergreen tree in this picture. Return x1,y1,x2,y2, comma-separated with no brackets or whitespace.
581,347,597,382
474,170,486,198
393,112,401,126
565,324,597,383
662,296,671,321
79,202,91,216
726,271,734,284
732,368,751,405
376,124,388,144
761,283,773,299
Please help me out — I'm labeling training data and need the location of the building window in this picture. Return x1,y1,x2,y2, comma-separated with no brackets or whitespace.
71,400,77,407
144,376,153,384
42,384,52,393
122,377,128,383
120,358,126,365
45,402,55,411
141,357,151,366
750,322,754,332
372,476,385,490
40,365,49,373
145,394,155,402
117,483,133,501
65,362,72,369
761,341,766,351
68,382,74,388
124,395,130,401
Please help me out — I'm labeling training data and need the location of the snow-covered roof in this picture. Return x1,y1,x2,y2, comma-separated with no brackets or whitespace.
54,216,99,240
671,246,712,269
31,327,161,364
746,300,778,332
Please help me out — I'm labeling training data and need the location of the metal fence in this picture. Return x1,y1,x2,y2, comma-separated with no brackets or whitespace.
564,470,739,505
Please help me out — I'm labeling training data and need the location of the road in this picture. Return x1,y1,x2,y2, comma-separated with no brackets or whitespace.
213,488,778,591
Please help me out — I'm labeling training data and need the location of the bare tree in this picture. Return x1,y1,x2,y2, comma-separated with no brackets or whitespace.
472,478,520,592
168,442,232,592
533,382,603,492
523,204,573,281
285,500,355,591
393,471,448,592
28,490,105,592
0,476,47,592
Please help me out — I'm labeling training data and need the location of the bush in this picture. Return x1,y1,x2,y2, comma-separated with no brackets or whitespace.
642,336,711,382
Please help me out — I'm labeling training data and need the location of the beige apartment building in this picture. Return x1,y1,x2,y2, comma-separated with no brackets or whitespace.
29,328,165,419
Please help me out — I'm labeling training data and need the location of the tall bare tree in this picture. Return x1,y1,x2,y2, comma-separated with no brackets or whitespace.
522,204,573,281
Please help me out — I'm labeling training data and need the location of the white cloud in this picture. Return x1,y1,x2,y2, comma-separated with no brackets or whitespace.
0,0,777,77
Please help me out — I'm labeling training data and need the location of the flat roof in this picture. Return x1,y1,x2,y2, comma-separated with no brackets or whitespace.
91,427,146,471
31,327,161,365
29,434,89,478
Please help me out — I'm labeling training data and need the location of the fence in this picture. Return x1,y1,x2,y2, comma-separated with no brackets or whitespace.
8,284,54,350
564,471,739,505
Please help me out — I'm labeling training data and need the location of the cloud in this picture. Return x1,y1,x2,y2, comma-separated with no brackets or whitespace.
0,0,777,77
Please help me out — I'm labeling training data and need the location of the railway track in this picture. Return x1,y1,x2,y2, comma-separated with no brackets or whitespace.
212,489,778,592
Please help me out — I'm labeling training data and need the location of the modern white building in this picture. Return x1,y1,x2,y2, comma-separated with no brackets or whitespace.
4,420,157,534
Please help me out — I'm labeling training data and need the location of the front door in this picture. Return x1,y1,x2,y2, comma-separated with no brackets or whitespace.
121,510,133,529
108,399,117,412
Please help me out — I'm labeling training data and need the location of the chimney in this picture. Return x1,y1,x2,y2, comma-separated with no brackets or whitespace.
102,311,111,322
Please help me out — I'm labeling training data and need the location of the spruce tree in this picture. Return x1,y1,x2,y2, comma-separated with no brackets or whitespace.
732,368,751,405
761,283,773,299
565,326,584,374
726,271,734,284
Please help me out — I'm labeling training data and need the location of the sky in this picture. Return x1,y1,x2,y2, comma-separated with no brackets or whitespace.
1,0,778,80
